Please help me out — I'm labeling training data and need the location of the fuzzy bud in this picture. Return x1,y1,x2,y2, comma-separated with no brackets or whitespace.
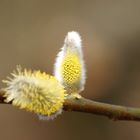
54,31,86,97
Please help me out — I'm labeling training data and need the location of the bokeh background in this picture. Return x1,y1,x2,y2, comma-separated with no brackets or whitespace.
0,0,140,140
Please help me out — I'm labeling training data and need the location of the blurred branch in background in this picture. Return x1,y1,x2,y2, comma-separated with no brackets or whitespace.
0,90,140,122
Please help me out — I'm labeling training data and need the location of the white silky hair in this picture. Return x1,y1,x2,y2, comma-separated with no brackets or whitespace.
54,31,86,93
38,108,63,121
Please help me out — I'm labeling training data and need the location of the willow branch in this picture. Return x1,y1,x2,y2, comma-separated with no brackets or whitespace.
0,90,140,122
64,97,140,121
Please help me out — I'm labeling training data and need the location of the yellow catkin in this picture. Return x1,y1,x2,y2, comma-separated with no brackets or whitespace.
3,66,66,117
54,31,86,97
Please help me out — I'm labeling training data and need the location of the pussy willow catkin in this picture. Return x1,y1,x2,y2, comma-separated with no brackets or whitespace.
54,31,86,96
3,66,66,120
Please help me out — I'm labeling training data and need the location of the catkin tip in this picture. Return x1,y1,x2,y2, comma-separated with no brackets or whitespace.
64,31,82,47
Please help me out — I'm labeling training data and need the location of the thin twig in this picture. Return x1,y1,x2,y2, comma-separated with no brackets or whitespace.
1,90,140,121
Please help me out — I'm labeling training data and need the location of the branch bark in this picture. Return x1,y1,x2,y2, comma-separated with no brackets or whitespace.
64,97,140,121
1,90,140,121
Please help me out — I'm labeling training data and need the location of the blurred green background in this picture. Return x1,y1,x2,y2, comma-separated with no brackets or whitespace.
0,0,140,140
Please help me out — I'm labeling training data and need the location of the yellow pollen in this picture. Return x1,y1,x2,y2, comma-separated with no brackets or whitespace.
61,53,81,84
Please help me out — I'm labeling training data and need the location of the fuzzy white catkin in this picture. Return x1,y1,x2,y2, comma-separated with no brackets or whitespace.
54,31,86,95
3,67,66,120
